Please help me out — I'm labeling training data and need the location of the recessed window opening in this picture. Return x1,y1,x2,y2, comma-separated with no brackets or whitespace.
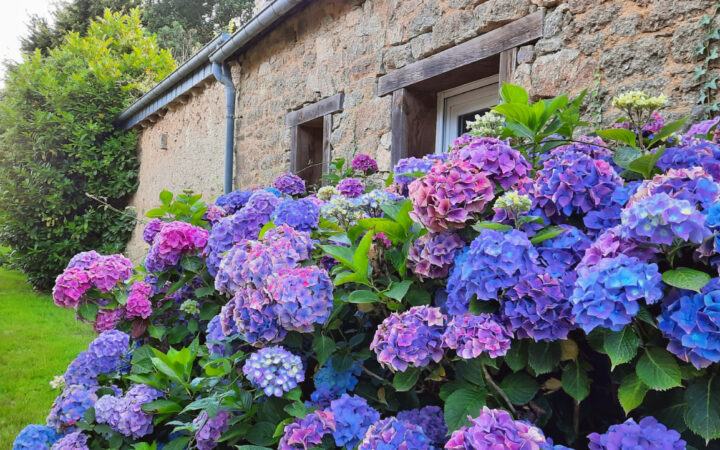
295,117,324,188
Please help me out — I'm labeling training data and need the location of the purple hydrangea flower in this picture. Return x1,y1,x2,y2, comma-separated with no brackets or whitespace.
206,315,231,355
90,254,134,292
397,406,447,446
408,231,465,280
310,358,362,406
531,150,624,220
409,159,495,232
330,394,380,448
266,266,334,333
451,136,532,189
142,219,165,245
629,167,720,209
194,410,232,450
64,330,130,385
53,267,92,309
229,191,281,241
47,385,99,433
359,417,433,450
221,286,286,346
621,193,710,246
659,281,720,368
578,225,659,269
272,198,320,231
547,137,616,166
504,273,576,341
274,173,306,196
446,407,549,449
536,225,591,278
588,417,685,450
51,431,88,450
125,281,153,319
279,410,336,450
657,140,720,181
67,251,101,270
445,229,539,315
337,177,366,198
687,117,720,137
13,425,61,449
443,313,512,359
145,221,208,272
355,190,404,218
570,255,664,332
93,308,123,333
370,306,446,372
94,384,164,439
393,155,443,192
352,154,378,173
242,346,304,397
215,189,253,213
202,204,227,224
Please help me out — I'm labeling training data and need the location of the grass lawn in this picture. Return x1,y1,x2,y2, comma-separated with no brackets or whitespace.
0,258,95,448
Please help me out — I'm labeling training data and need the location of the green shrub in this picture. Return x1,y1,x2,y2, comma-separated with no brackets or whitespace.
0,9,174,289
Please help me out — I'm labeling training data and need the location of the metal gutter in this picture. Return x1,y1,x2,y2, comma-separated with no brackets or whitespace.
213,62,237,194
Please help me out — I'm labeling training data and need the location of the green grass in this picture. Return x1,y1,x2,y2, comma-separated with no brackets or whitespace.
0,262,95,448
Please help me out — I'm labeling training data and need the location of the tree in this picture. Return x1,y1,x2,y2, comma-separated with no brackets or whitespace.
0,9,175,289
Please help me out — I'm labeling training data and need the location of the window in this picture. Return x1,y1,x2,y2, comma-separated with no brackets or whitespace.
286,93,344,188
435,75,499,152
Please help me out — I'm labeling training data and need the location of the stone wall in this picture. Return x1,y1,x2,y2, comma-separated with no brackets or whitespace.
125,82,227,262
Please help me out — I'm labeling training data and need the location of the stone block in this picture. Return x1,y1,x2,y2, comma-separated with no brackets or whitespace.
610,14,640,37
517,45,536,64
431,10,476,50
600,36,668,83
531,48,593,97
474,0,532,33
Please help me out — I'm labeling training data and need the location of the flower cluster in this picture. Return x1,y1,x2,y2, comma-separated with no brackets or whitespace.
329,395,380,448
620,193,710,246
125,281,153,319
657,140,720,180
203,204,227,224
279,410,335,450
51,431,89,450
409,159,494,231
231,190,281,241
629,167,720,209
146,221,209,272
267,266,334,332
570,255,664,332
67,250,101,269
142,219,165,245
466,110,505,138
407,231,465,280
445,229,539,315
272,198,320,231
495,191,532,213
446,407,550,449
52,267,92,308
242,346,304,397
352,154,378,173
317,185,340,201
337,177,366,198
194,411,232,450
452,136,532,189
222,285,286,346
215,189,253,213
396,406,447,446
370,306,445,371
12,425,61,449
310,358,362,405
588,416,685,450
355,190,403,217
393,155,443,191
612,91,668,111
320,195,365,225
536,225,591,277
94,308,123,333
94,384,164,439
359,417,432,450
578,225,659,268
273,173,305,196
443,313,512,359
47,385,99,433
65,331,129,386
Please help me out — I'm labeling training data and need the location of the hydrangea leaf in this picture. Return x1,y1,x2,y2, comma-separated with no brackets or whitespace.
527,341,561,375
444,387,488,432
499,372,540,405
393,367,420,392
529,226,565,245
500,83,529,104
562,360,591,401
684,376,720,442
471,221,512,232
347,290,380,303
627,147,665,178
77,301,99,322
649,117,688,148
662,267,711,293
504,340,528,372
618,373,649,414
613,146,643,169
637,347,682,391
603,326,640,368
597,128,638,147
312,334,335,366
384,280,413,301
246,422,276,446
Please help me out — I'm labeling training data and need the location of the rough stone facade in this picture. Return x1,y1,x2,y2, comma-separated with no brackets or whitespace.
126,0,719,259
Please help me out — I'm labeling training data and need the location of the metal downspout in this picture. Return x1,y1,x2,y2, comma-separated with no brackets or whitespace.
212,62,236,194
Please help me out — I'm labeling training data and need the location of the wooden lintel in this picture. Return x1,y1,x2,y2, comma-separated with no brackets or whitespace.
377,11,543,96
285,93,345,128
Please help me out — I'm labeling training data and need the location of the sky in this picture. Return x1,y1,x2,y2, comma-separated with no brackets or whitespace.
0,0,55,71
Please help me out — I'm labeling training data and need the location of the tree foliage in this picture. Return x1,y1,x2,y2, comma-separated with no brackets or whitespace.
0,9,175,289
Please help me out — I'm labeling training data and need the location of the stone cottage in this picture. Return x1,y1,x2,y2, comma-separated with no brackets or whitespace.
120,0,718,260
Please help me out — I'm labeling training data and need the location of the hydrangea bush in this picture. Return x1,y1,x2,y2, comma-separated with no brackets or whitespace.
16,85,720,449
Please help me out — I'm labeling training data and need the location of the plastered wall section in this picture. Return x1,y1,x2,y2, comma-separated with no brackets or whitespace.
125,82,226,262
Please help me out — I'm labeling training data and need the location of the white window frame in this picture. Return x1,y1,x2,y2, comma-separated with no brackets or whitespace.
435,74,500,153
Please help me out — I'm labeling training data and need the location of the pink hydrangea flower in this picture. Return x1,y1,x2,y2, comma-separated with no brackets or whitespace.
89,254,133,293
125,282,153,319
94,308,124,333
53,267,92,308
443,313,512,359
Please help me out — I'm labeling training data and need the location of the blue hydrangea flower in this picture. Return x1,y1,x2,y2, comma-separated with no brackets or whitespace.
242,346,304,397
659,280,720,368
536,225,591,277
570,255,664,332
215,189,253,213
279,410,335,450
221,286,287,346
13,425,61,450
67,250,102,270
354,190,404,217
393,155,444,192
65,330,130,386
396,406,447,447
230,191,281,241
657,140,720,180
51,431,88,450
621,192,710,246
359,417,433,450
446,407,549,449
310,358,362,405
446,229,539,315
205,315,231,355
46,385,99,433
588,416,685,449
94,384,164,439
264,187,284,197
272,198,320,232
267,266,334,333
273,173,306,196
194,410,232,450
330,394,380,449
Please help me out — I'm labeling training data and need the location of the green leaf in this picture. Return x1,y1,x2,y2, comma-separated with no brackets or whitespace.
618,373,649,414
527,341,561,375
406,285,431,306
504,340,528,372
596,128,638,147
163,437,190,450
77,302,99,322
662,268,711,293
614,146,643,169
499,372,540,405
444,387,488,432
319,245,356,270
627,148,665,178
312,334,335,366
348,290,380,303
562,360,591,402
384,280,413,301
471,221,512,232
258,220,276,239
141,399,182,414
456,358,486,387
636,347,682,391
649,117,688,147
145,208,167,218
530,226,565,245
284,401,310,418
500,83,529,104
353,231,375,280
159,190,173,206
393,367,421,392
603,326,639,368
493,103,533,128
684,376,720,442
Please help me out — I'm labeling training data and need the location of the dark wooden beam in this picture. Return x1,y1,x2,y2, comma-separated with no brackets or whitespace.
391,88,437,165
377,11,543,96
322,114,332,180
499,47,518,87
285,93,345,127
